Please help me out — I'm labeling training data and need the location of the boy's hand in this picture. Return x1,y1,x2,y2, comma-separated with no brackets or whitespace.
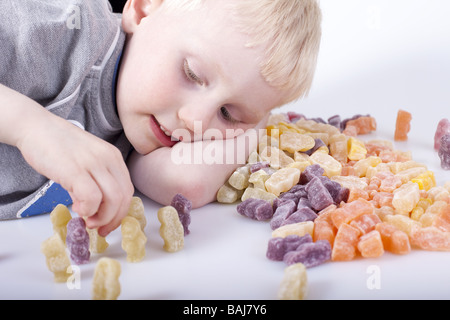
17,114,134,236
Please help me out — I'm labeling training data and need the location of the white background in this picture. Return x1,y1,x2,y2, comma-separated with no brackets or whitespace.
1,0,449,300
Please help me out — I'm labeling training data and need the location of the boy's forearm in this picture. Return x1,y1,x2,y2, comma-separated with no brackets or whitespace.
0,84,53,148
128,128,262,208
128,146,241,208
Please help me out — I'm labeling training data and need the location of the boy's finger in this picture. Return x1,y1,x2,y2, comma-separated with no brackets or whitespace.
97,197,130,237
85,167,132,231
68,173,102,218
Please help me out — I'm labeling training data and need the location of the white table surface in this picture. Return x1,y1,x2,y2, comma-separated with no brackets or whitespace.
1,0,450,300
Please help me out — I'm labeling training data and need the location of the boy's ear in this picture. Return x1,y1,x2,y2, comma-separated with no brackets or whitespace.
122,0,164,33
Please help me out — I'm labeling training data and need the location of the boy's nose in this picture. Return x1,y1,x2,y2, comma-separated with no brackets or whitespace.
177,104,214,140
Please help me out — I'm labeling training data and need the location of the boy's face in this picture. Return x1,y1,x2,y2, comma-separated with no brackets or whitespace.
116,0,284,155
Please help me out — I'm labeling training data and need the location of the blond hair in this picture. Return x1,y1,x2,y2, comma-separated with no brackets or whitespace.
164,0,322,105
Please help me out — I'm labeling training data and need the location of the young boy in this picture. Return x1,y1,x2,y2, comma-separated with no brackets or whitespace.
0,0,321,236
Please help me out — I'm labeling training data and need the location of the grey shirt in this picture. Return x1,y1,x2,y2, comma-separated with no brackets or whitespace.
0,0,131,219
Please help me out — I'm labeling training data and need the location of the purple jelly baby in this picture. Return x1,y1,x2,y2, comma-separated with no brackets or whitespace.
66,217,90,265
438,134,450,170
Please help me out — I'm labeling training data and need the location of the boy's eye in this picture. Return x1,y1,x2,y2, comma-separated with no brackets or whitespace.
184,59,204,86
220,106,240,124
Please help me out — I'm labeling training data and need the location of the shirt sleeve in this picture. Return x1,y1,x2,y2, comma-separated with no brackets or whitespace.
0,0,118,107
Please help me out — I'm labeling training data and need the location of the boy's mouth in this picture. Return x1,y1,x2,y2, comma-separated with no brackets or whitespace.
150,115,180,148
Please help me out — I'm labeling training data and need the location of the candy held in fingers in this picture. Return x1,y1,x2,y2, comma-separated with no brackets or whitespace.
66,217,90,265
92,257,121,300
86,227,109,254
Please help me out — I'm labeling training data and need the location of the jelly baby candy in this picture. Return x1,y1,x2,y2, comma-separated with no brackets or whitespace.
241,187,277,204
313,205,337,244
283,240,332,268
349,213,381,235
266,234,312,261
50,204,72,244
248,169,270,190
217,182,243,204
331,223,361,261
282,207,318,226
41,233,71,282
279,131,315,153
394,109,412,141
347,137,367,161
171,193,192,235
66,217,90,265
357,230,384,258
383,214,420,236
228,166,250,190
434,118,450,151
260,146,294,169
432,203,450,232
329,133,348,163
411,170,436,191
375,222,411,255
305,176,334,212
277,263,308,300
392,182,420,214
92,257,121,300
438,134,450,170
86,227,109,254
237,198,274,221
410,226,450,251
158,206,184,253
265,167,301,197
127,196,146,231
299,164,324,185
121,216,147,262
309,152,342,177
270,200,297,230
272,221,314,239
344,116,377,135
331,199,374,228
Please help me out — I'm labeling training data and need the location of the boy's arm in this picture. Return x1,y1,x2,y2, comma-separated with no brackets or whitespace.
0,84,134,235
128,117,269,208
